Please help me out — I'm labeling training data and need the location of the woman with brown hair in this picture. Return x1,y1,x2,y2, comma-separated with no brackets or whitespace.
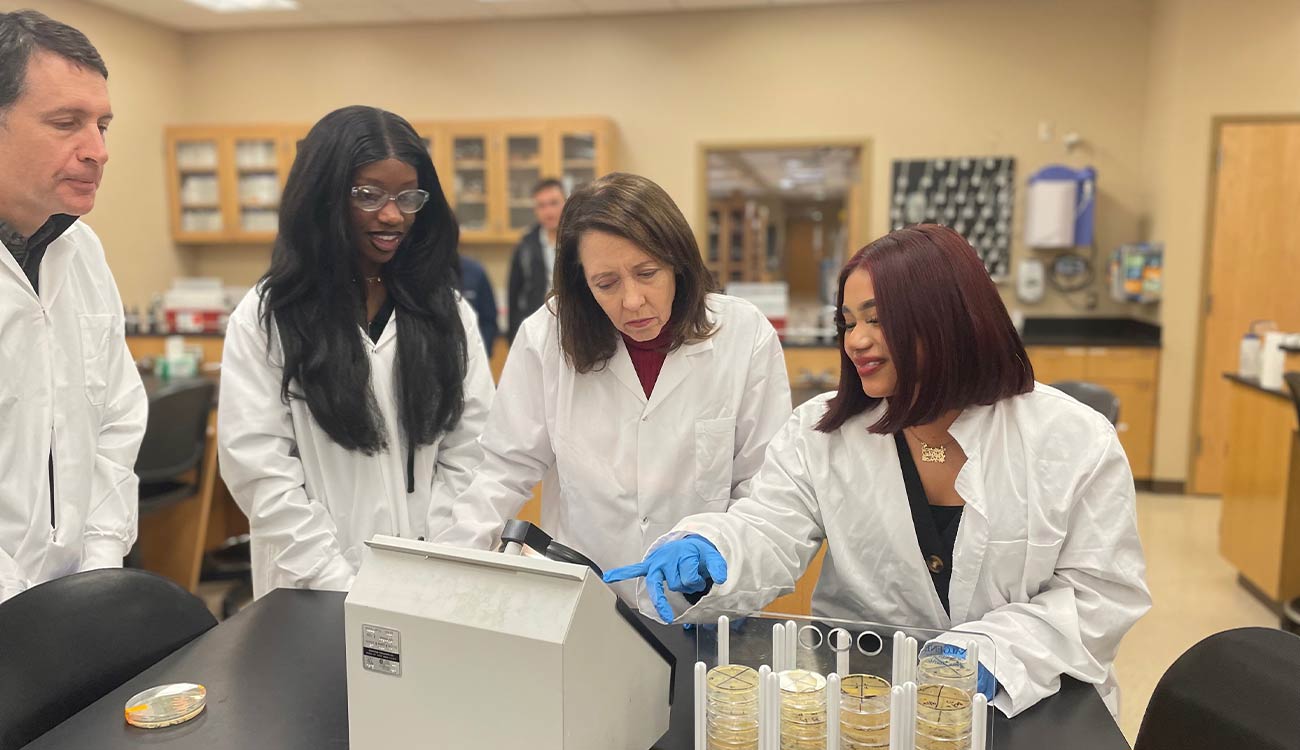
606,224,1151,718
434,172,791,602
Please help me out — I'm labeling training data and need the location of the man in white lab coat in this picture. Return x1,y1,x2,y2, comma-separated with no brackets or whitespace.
0,11,146,603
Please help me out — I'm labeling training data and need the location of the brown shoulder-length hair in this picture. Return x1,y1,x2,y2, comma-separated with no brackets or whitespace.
815,224,1034,434
554,172,718,373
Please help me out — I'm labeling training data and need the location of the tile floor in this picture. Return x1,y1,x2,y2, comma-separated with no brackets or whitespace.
1113,492,1279,743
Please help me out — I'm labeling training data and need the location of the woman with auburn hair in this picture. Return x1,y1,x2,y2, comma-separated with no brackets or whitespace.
434,172,791,604
606,224,1151,718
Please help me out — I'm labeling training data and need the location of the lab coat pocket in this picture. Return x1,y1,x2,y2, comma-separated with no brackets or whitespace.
694,416,736,505
78,313,116,406
985,539,1030,603
1024,539,1065,594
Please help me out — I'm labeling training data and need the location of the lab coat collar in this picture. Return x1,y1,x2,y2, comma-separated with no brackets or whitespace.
606,331,716,410
644,335,714,417
0,214,76,303
945,401,996,624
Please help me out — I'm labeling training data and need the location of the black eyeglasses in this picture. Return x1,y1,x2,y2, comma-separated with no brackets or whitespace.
350,186,430,214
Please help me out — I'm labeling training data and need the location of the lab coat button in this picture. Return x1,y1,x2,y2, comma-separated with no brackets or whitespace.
927,555,946,574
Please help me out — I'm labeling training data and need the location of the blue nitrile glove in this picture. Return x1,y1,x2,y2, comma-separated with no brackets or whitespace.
941,643,998,700
603,535,728,624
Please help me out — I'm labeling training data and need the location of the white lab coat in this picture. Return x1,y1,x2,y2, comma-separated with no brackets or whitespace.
648,384,1151,718
0,221,146,603
434,293,792,602
218,288,494,599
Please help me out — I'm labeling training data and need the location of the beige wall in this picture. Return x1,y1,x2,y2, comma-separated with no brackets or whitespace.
175,0,1156,322
1,0,185,307
18,0,1287,485
1142,0,1300,483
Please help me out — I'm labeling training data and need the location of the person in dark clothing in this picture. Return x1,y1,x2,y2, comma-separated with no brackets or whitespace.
506,178,564,342
459,255,498,356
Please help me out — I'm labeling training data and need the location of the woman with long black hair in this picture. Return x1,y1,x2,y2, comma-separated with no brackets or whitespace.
218,106,493,598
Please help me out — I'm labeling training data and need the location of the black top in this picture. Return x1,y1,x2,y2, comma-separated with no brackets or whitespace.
894,431,964,615
19,590,1129,750
366,293,396,343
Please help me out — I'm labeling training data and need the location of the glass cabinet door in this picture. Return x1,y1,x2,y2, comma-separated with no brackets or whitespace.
558,131,598,196
450,133,490,234
233,136,280,236
173,138,224,239
505,133,543,235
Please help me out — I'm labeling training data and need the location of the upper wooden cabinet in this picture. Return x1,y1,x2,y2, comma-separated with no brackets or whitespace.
426,117,616,244
167,126,297,245
167,118,616,246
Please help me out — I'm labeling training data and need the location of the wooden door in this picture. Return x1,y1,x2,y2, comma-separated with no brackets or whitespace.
1192,121,1300,494
786,218,822,303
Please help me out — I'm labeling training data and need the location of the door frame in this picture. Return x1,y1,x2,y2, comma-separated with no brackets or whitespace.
1188,114,1300,494
695,138,873,270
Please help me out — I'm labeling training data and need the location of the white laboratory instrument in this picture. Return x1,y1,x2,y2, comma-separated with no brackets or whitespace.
345,534,674,750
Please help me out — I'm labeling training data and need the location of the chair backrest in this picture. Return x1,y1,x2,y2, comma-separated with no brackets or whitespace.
1134,627,1300,750
0,569,217,749
1049,380,1121,425
135,379,216,483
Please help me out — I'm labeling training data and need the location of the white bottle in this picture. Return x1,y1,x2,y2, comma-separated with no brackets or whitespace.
1239,332,1262,379
1260,332,1286,390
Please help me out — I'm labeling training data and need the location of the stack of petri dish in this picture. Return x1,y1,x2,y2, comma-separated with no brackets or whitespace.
839,674,891,749
914,683,973,750
778,669,828,750
707,664,760,750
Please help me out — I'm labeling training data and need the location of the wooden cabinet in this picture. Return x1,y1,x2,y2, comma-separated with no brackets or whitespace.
422,117,615,244
167,126,297,245
167,118,615,246
1219,381,1300,603
706,197,773,286
1025,345,1160,480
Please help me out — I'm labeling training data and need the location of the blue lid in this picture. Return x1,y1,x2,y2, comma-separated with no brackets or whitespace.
1029,164,1097,183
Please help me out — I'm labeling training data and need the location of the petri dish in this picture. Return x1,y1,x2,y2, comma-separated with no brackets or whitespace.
123,683,207,729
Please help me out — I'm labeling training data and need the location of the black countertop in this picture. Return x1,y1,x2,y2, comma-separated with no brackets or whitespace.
1223,373,1294,402
1020,317,1161,348
23,589,1129,750
781,317,1162,350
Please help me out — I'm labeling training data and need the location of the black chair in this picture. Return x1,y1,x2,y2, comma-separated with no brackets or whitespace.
1134,627,1300,750
200,533,254,619
1050,380,1121,425
135,378,217,510
0,569,217,749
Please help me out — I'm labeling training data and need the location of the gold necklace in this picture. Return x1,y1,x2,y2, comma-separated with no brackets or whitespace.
363,275,382,285
908,428,957,464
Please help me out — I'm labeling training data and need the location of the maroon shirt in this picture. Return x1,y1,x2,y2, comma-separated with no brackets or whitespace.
621,324,673,398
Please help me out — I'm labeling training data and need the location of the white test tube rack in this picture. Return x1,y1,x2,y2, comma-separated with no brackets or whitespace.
692,618,990,750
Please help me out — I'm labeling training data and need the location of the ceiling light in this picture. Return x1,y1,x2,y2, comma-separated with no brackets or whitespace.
184,0,299,13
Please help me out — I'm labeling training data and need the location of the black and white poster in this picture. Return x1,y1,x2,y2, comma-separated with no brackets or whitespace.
890,157,1015,280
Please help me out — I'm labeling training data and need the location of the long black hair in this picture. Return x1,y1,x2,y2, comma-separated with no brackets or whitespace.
260,105,466,455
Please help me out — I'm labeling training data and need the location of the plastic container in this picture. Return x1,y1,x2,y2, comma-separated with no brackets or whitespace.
1239,332,1262,379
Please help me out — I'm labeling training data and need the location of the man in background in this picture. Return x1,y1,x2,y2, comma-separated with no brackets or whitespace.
0,10,146,603
505,177,564,343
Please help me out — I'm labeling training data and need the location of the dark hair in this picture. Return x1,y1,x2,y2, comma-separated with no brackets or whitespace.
554,172,717,373
0,10,107,112
532,177,564,197
815,224,1033,434
260,105,466,454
